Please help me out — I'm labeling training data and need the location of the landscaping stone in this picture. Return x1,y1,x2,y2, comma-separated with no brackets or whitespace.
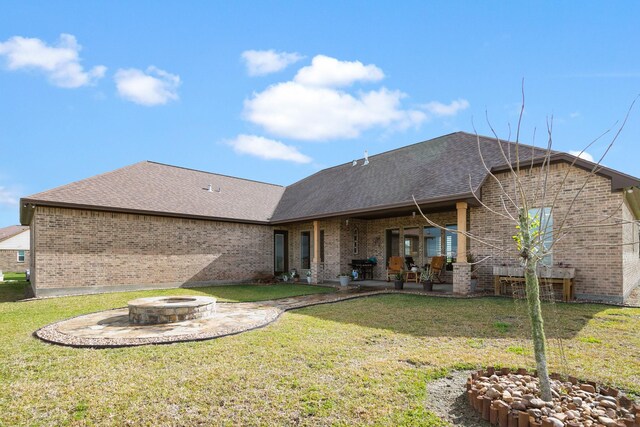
468,369,639,427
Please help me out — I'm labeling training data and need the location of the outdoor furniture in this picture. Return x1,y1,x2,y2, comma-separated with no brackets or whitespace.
404,256,416,270
404,269,420,283
386,256,404,282
429,256,446,283
492,266,575,302
349,259,376,281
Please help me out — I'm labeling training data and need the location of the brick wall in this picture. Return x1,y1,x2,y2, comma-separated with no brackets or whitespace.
470,163,626,302
0,250,30,273
31,206,274,295
279,219,343,280
622,200,640,299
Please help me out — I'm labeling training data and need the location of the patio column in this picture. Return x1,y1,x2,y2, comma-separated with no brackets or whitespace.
456,201,467,263
311,220,320,284
453,202,470,295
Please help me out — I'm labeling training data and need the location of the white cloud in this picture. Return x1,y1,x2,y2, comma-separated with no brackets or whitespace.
241,49,303,76
569,111,580,119
294,55,384,87
114,66,180,106
244,81,426,140
423,99,470,117
0,33,106,88
0,186,19,207
569,150,595,163
226,134,311,163
242,54,467,141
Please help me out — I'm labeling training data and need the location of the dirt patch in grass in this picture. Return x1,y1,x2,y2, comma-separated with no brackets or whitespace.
426,370,489,427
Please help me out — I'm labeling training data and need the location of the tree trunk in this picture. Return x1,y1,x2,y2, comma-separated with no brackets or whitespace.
520,237,552,403
524,261,552,401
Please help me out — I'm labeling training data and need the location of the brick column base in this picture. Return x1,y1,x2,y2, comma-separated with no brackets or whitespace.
311,262,321,284
453,263,471,295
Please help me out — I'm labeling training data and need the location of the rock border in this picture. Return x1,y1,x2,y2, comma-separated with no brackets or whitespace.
467,367,640,427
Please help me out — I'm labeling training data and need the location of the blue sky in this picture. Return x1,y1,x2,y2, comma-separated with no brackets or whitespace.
1,1,639,227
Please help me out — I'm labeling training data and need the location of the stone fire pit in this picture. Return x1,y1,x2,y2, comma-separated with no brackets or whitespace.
128,296,217,325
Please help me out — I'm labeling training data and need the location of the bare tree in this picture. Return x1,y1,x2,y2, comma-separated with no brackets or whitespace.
415,88,638,402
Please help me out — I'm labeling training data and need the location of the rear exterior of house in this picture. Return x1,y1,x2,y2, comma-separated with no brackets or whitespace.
20,132,640,303
0,225,30,273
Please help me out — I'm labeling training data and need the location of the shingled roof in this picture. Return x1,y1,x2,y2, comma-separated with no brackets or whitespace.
0,225,29,242
270,132,551,222
21,161,285,224
20,132,640,225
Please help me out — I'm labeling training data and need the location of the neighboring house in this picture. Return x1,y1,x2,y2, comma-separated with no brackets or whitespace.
0,225,30,273
19,132,640,302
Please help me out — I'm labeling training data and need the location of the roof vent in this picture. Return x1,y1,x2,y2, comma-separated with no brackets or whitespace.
204,184,221,193
363,150,369,165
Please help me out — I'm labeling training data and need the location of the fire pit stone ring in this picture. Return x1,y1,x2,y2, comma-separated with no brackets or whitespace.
128,296,217,325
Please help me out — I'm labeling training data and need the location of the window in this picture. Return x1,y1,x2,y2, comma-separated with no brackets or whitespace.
301,231,311,269
423,226,441,258
445,224,458,263
17,250,25,263
385,229,400,262
403,227,420,261
274,231,288,274
353,226,359,255
528,207,553,266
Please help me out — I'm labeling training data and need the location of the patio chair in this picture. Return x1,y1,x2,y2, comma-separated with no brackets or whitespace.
386,256,404,282
429,256,446,283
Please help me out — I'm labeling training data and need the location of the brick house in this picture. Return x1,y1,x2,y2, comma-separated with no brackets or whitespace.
20,132,640,302
0,225,30,274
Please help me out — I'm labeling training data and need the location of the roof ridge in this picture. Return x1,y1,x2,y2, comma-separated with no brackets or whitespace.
145,161,284,188
22,161,149,201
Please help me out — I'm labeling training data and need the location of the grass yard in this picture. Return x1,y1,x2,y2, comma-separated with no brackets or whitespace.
0,285,638,426
0,272,28,302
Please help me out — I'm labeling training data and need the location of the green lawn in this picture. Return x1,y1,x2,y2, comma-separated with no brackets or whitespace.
1,272,26,281
0,285,638,426
0,272,28,302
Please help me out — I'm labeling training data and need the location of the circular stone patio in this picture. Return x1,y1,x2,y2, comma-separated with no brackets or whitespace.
35,302,283,348
34,288,445,348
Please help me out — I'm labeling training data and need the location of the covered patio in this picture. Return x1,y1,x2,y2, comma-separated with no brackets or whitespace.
277,199,475,295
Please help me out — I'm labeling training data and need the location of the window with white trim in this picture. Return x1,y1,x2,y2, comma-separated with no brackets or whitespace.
17,250,25,263
528,207,553,266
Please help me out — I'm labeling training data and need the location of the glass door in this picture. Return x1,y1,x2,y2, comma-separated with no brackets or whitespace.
274,231,288,275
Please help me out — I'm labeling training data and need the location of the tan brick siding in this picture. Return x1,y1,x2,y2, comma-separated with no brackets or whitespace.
278,219,343,280
622,201,640,298
28,162,635,302
0,250,30,273
470,163,625,301
32,206,274,292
